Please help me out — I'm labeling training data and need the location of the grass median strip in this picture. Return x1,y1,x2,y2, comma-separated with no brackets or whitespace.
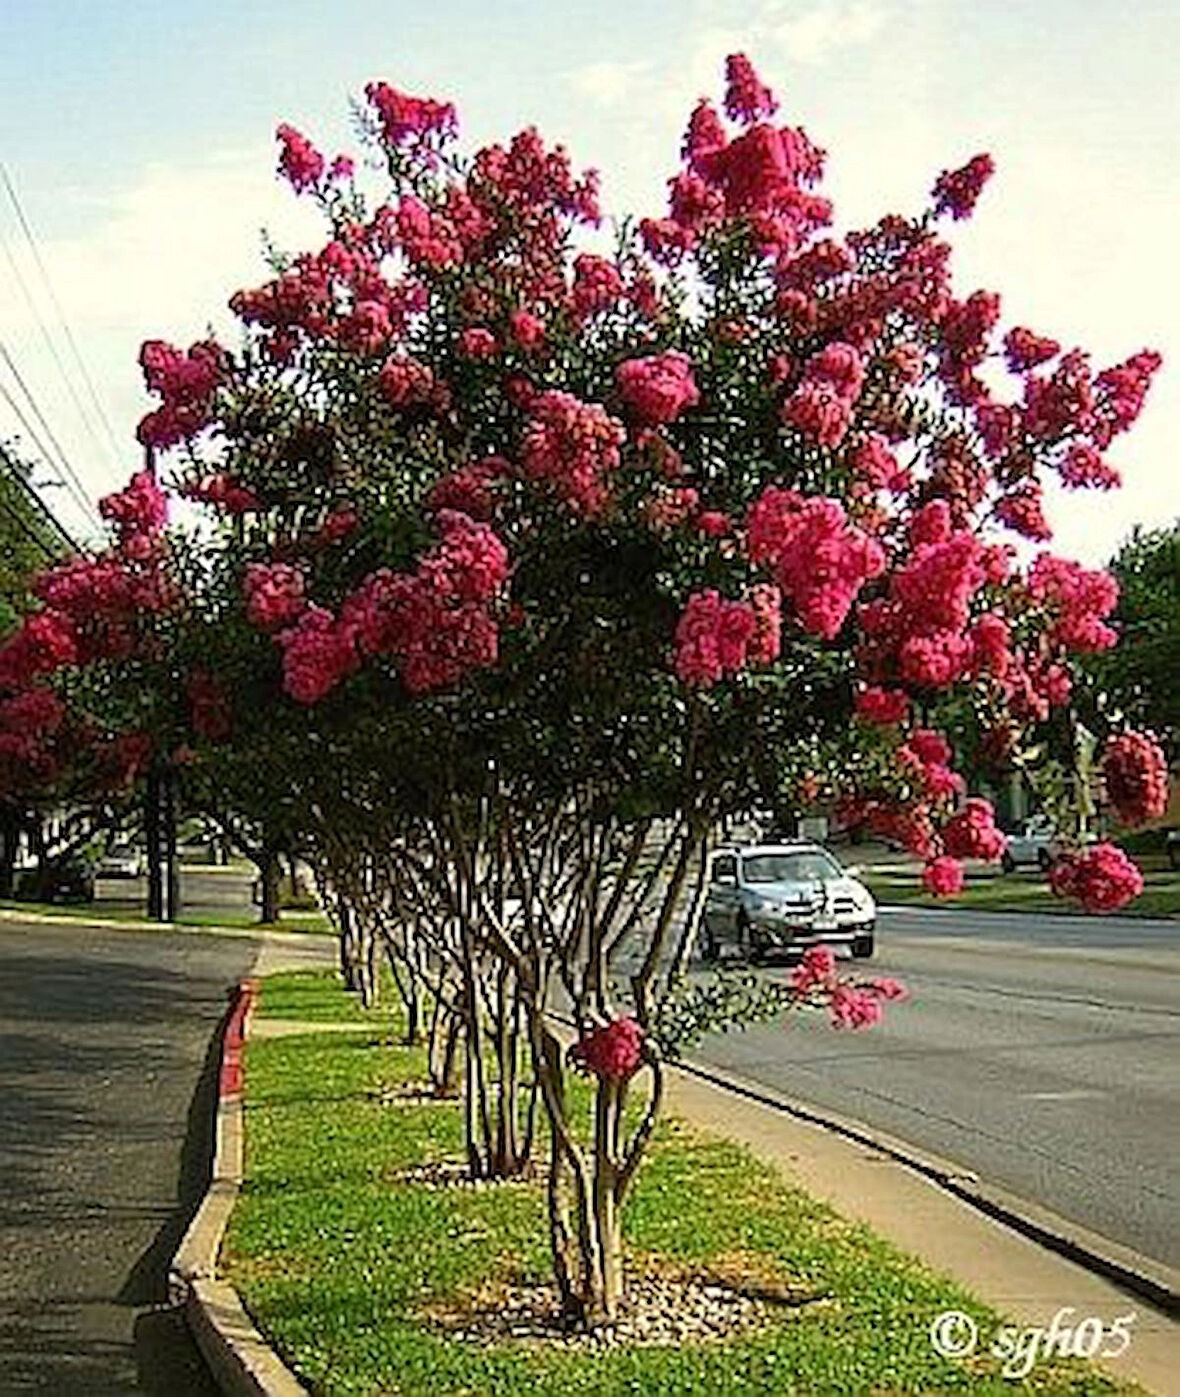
864,861,1180,919
224,970,1139,1395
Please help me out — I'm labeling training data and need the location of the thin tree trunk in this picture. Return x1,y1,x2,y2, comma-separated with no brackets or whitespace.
145,772,163,921
162,768,179,922
259,838,281,925
0,805,20,898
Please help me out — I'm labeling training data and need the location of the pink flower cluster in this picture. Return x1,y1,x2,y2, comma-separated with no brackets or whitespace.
941,797,1007,861
1004,326,1060,373
931,153,995,221
923,855,964,897
674,588,779,687
244,564,307,631
938,290,1001,405
232,231,426,363
851,434,909,493
780,342,865,448
723,52,779,123
469,126,601,258
0,611,71,690
9,527,178,679
520,390,625,515
278,606,362,705
1050,842,1144,914
1102,731,1169,828
341,511,508,696
275,124,325,193
316,505,360,545
899,728,965,804
571,1016,646,1082
616,352,700,426
746,487,885,640
1092,350,1162,449
504,308,544,351
0,685,65,791
643,486,700,534
858,517,997,691
379,354,450,412
789,946,906,1029
271,509,508,705
1059,443,1119,491
98,470,169,543
365,82,457,150
136,339,224,449
391,194,464,268
640,54,828,264
855,685,909,725
426,458,505,521
458,326,498,360
1027,555,1119,653
571,254,624,319
996,483,1052,541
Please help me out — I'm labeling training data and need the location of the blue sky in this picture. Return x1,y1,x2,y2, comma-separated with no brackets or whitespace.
2,0,1177,558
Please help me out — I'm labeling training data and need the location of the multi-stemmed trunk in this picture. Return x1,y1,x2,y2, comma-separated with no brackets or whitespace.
462,947,535,1178
531,1017,662,1328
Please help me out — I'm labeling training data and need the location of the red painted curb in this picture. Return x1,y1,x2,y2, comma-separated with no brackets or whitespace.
219,979,259,1100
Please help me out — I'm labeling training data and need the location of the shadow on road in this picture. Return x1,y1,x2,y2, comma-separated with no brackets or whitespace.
0,928,253,1393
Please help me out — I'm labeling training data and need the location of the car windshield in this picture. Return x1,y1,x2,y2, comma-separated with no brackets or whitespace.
742,850,841,883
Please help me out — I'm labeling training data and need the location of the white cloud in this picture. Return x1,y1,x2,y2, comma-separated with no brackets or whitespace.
0,152,322,525
3,150,321,338
568,60,654,107
764,0,890,65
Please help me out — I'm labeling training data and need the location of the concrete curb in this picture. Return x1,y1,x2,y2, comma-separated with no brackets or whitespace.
169,979,308,1396
679,1054,1180,1320
0,906,258,937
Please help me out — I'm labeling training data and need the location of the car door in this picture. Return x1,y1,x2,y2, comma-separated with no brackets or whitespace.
706,853,740,942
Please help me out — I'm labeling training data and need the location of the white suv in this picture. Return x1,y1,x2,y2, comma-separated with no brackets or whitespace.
1000,816,1095,873
703,843,877,963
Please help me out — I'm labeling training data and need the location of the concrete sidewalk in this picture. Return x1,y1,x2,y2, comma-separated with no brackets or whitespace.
666,1065,1178,1395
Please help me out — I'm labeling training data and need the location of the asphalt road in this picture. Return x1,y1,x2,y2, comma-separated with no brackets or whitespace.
0,920,259,1394
90,865,260,920
693,906,1180,1272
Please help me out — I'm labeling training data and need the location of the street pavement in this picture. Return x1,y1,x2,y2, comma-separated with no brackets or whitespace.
0,920,259,1394
90,865,260,921
692,906,1180,1272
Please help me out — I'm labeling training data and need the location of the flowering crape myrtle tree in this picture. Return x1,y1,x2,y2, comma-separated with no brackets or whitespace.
0,468,192,895
11,53,1166,1326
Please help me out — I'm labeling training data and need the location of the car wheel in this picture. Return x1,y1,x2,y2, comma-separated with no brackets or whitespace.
1037,849,1052,872
852,932,875,960
699,921,720,964
740,916,767,966
1000,851,1015,875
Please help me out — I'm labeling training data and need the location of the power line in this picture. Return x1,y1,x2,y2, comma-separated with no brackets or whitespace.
0,490,66,564
0,341,103,531
0,163,124,472
1,445,78,554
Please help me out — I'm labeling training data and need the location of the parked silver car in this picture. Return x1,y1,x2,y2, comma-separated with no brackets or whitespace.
96,842,146,879
1000,815,1056,872
702,843,876,963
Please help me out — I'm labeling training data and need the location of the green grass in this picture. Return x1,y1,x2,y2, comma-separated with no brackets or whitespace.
0,899,333,934
224,969,1138,1396
864,854,1180,919
255,968,401,1024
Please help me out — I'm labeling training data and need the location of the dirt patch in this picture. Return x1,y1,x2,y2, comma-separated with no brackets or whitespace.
421,1253,830,1350
367,1080,461,1107
385,1157,539,1190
